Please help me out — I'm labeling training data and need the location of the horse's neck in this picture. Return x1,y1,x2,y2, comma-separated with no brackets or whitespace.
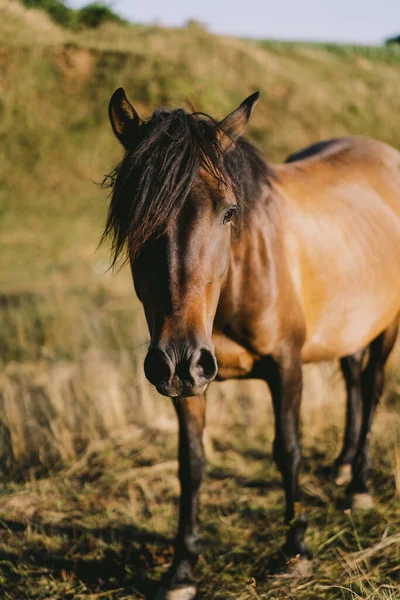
216,188,286,327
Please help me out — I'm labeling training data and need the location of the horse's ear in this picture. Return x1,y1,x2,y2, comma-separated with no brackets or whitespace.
109,87,142,148
217,91,260,152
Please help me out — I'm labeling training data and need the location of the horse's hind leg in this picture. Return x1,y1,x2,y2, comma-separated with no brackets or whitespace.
346,318,398,511
335,349,365,485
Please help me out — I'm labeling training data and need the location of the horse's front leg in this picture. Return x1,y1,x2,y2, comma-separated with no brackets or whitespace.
265,352,309,562
156,395,206,600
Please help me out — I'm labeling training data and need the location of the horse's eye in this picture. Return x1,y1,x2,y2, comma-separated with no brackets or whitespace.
223,208,236,225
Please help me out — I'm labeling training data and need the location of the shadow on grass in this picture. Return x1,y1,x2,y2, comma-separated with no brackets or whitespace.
207,464,281,491
0,518,173,598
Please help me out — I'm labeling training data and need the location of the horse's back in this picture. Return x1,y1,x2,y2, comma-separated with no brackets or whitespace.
284,137,353,165
274,136,400,361
279,136,400,200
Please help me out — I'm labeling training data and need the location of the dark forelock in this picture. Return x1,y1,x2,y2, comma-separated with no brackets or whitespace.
102,107,274,266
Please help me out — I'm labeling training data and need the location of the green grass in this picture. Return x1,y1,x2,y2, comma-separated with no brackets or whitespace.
254,38,400,65
0,1,399,597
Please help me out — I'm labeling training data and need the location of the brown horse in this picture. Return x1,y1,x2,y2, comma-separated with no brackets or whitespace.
104,88,400,599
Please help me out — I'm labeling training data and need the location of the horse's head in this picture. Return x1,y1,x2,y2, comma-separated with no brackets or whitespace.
106,89,260,396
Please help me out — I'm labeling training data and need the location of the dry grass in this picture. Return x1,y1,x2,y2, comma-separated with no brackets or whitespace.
0,1,399,597
0,384,398,598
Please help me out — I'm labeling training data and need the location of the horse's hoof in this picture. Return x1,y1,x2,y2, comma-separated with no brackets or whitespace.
153,586,196,600
285,555,313,578
268,553,312,578
350,493,375,512
335,464,352,486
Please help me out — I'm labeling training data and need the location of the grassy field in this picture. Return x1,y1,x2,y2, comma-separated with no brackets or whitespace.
0,1,399,597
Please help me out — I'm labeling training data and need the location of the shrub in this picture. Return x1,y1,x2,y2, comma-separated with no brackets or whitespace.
21,0,76,27
77,3,126,28
386,35,400,45
20,0,127,29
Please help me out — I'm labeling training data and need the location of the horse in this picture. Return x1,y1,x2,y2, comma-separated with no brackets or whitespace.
104,88,400,599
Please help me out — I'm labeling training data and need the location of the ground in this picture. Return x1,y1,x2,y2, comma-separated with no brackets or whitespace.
0,382,398,599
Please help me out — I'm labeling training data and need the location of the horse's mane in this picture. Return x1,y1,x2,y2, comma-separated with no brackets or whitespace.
102,107,275,266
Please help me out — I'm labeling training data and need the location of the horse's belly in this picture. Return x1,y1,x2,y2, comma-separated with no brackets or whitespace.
296,192,400,362
301,276,400,362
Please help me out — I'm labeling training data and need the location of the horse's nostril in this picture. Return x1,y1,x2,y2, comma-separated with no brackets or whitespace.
145,345,217,394
194,348,217,381
175,360,191,381
144,348,172,386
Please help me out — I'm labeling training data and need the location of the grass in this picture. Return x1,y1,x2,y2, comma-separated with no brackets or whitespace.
254,38,400,66
0,387,399,598
0,1,399,597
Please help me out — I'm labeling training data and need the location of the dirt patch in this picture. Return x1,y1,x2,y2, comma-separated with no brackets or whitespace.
55,45,97,92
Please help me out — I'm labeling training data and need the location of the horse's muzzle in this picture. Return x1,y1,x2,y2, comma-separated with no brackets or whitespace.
144,345,217,397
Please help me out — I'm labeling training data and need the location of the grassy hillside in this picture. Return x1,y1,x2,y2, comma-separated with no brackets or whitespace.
0,1,399,598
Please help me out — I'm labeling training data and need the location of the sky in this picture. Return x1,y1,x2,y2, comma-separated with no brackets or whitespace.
68,0,400,45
